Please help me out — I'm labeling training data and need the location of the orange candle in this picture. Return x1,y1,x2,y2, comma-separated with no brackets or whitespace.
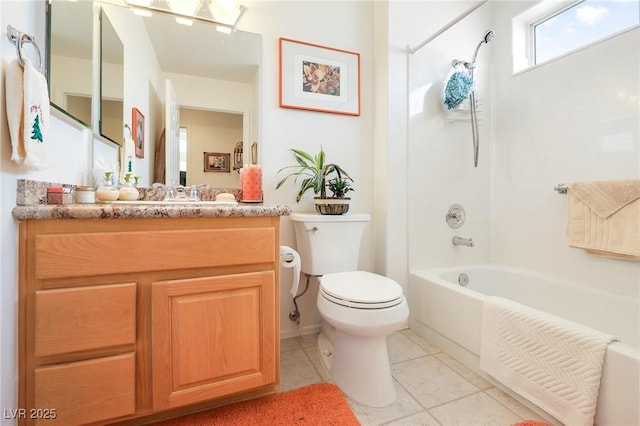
241,165,262,202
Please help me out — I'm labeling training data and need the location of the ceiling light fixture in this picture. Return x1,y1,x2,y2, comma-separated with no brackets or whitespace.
175,17,194,26
166,0,200,17
131,7,153,17
125,0,246,30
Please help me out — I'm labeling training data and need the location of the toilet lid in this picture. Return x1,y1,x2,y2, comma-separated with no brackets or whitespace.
319,271,404,306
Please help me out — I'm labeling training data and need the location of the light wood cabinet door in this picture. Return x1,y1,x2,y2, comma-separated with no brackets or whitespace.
152,271,277,410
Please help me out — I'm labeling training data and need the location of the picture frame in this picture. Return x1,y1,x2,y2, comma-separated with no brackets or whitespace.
133,108,145,159
279,38,360,116
204,152,231,173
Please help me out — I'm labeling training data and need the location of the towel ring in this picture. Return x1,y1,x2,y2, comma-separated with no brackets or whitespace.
7,25,42,72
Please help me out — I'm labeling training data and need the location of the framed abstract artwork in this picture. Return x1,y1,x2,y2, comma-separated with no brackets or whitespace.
279,38,360,116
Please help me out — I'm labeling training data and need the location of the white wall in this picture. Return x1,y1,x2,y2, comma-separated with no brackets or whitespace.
406,1,493,271
492,2,639,297
242,0,376,338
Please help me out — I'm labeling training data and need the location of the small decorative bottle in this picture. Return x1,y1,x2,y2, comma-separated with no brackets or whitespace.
118,173,140,201
96,172,120,202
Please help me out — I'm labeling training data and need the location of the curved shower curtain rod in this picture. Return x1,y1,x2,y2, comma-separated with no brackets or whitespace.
407,0,489,55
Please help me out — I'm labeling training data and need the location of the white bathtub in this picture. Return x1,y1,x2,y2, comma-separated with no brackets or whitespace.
408,264,639,426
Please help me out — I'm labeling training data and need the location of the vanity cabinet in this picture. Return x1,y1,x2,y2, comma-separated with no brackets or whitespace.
18,216,281,425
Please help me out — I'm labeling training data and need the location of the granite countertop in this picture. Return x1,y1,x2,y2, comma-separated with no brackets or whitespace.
13,179,291,220
12,203,292,220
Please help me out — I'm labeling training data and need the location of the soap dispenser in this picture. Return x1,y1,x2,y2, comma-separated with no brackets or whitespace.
96,172,120,202
118,173,139,201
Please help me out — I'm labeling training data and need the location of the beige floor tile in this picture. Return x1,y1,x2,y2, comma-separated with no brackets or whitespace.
387,330,429,364
279,330,556,426
280,336,302,353
302,344,332,382
385,410,441,426
400,328,442,354
434,352,492,390
429,392,523,426
392,356,479,408
485,387,557,425
279,349,321,391
297,333,319,348
347,380,424,426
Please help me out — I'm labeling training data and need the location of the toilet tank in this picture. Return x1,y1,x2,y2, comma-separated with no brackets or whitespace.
290,213,371,276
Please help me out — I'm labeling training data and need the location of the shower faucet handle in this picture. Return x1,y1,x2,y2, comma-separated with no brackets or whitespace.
446,204,466,229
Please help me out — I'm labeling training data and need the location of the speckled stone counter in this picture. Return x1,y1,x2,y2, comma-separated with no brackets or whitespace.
13,203,291,220
13,179,291,220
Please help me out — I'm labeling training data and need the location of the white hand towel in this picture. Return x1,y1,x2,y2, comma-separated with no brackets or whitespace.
22,57,49,170
6,57,49,170
6,58,25,163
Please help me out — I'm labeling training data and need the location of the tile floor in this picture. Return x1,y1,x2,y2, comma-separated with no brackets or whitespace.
280,328,553,426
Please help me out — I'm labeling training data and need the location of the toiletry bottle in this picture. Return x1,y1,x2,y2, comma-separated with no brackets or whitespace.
118,173,140,201
96,172,120,202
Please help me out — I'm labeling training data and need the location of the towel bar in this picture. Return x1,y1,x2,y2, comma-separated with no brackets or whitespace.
7,24,42,72
554,183,568,194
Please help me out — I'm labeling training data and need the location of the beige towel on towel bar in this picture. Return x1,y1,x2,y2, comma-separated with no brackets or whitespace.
567,179,640,261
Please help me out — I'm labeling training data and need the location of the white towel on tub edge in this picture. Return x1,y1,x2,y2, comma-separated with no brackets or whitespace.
480,296,616,426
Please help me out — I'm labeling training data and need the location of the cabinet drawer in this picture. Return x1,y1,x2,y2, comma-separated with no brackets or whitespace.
34,352,135,426
35,227,275,279
35,283,136,357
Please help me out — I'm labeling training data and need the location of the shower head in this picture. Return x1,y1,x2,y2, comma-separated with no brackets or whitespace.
471,29,495,64
483,30,495,44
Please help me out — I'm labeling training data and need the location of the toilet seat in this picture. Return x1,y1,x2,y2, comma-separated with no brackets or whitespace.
319,271,404,309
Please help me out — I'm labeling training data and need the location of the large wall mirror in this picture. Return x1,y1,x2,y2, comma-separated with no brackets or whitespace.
47,0,94,127
47,0,261,188
99,8,124,145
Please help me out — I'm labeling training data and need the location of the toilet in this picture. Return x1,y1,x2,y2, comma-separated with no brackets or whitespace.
290,213,409,407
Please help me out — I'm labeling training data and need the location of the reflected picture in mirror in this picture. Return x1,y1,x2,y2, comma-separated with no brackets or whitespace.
204,152,231,173
133,108,145,158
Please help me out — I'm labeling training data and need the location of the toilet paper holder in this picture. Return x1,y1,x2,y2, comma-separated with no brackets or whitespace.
280,246,307,325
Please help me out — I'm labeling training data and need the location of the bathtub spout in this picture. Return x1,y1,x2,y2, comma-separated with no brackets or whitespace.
452,236,474,247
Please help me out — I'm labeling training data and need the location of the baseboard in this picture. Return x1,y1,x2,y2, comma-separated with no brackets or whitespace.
280,324,321,340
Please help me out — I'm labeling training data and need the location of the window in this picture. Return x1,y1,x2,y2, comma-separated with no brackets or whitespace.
532,0,640,64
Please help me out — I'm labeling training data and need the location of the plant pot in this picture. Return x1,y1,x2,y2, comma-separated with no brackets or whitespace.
314,197,350,215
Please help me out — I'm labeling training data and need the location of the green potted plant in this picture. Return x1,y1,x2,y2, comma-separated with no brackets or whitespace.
276,147,354,215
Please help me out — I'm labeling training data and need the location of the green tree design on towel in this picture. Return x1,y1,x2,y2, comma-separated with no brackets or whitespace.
31,114,43,143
